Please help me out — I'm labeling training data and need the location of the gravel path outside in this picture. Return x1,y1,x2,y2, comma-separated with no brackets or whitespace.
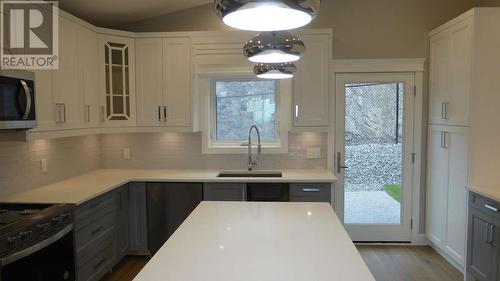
344,191,401,224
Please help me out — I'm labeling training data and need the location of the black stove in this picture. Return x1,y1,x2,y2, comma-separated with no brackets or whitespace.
0,203,73,255
0,203,75,281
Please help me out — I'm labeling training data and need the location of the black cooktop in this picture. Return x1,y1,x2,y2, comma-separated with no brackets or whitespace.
0,203,53,230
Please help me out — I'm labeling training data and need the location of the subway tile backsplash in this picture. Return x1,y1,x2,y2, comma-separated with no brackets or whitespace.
0,132,328,197
0,135,101,198
100,132,328,170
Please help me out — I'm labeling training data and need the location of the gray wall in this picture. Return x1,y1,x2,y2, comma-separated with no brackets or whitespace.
123,0,480,59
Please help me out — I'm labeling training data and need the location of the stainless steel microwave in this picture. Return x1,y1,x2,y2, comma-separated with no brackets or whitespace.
0,70,36,130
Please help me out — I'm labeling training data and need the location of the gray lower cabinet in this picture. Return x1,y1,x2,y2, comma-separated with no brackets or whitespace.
289,183,332,205
74,185,129,281
467,192,500,281
115,185,129,261
128,182,149,255
203,182,333,205
203,183,246,201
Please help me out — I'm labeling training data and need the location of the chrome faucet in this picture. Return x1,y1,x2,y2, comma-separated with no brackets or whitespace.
247,125,262,171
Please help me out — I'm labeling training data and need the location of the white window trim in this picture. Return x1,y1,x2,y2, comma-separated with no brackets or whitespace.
197,65,291,154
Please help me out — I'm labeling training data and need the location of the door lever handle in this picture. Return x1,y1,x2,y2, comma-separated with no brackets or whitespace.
336,152,348,174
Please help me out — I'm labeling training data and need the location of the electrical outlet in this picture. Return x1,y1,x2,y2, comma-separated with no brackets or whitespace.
41,159,48,173
306,148,321,159
123,148,131,160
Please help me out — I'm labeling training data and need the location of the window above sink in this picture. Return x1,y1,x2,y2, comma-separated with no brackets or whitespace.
198,67,291,155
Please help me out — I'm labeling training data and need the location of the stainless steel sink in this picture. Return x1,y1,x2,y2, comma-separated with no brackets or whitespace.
217,171,283,178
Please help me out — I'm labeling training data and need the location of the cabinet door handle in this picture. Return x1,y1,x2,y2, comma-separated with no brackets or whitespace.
100,105,105,122
489,224,496,246
486,223,495,245
294,104,299,120
56,103,63,123
443,131,448,149
485,204,499,213
61,104,66,123
164,106,167,122
84,105,90,123
441,102,449,120
158,106,162,122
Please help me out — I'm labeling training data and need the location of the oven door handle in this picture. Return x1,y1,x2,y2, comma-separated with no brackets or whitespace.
19,80,32,120
0,224,73,267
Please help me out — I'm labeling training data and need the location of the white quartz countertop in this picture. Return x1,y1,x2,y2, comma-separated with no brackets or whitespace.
1,169,337,205
133,201,375,281
468,184,500,202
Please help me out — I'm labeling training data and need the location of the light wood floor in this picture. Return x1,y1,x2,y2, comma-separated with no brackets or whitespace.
102,246,463,281
357,246,463,281
102,256,149,281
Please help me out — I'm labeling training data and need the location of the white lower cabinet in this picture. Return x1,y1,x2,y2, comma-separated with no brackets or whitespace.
426,125,468,267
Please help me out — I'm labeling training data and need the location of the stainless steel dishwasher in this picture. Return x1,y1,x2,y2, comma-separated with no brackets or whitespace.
146,183,203,255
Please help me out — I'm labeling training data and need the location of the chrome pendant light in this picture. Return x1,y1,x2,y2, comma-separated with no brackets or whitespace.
214,0,321,31
254,62,296,79
244,31,305,63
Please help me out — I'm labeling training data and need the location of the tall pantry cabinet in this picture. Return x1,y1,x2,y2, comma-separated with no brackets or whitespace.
426,8,500,273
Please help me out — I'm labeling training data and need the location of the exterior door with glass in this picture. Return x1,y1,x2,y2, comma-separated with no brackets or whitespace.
335,73,415,242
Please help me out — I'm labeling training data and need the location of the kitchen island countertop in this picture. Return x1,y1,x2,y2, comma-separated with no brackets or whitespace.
133,201,375,281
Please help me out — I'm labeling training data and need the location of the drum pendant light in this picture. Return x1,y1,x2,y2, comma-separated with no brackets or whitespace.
244,31,305,63
254,62,296,79
214,0,321,31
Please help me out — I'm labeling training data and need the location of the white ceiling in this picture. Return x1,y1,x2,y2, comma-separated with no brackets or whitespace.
58,0,212,28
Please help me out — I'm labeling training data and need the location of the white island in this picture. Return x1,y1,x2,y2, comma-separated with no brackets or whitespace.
134,201,375,281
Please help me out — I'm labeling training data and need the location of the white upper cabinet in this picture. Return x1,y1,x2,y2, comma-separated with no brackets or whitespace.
99,34,136,127
292,34,330,127
136,37,193,129
52,17,84,129
163,37,192,127
136,38,164,127
78,26,100,128
32,70,55,131
429,16,472,126
32,16,100,134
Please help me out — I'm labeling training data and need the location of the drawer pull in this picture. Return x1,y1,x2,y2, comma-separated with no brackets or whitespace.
93,258,106,270
90,226,103,236
302,188,320,192
484,204,498,213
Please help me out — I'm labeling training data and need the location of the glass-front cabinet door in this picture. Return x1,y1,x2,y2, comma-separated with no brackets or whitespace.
99,35,136,126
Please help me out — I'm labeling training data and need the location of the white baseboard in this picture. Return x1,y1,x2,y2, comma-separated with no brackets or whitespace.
412,233,428,245
427,241,464,274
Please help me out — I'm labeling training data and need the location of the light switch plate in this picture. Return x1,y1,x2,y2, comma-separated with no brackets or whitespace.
41,159,48,173
123,148,131,160
306,148,321,159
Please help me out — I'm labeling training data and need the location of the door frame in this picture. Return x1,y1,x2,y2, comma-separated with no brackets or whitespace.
328,59,426,244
